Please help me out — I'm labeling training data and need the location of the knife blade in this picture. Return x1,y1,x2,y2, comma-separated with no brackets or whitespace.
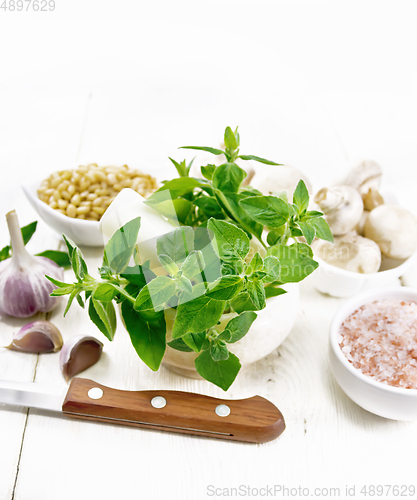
0,377,285,443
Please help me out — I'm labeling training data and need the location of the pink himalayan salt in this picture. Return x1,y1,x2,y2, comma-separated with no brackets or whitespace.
339,299,417,390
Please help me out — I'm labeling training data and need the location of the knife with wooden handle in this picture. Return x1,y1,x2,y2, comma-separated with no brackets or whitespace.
0,377,285,443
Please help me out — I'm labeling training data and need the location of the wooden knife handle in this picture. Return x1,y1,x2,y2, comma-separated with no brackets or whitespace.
62,378,285,444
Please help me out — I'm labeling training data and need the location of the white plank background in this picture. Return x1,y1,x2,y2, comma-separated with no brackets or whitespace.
0,81,416,500
1,3,417,498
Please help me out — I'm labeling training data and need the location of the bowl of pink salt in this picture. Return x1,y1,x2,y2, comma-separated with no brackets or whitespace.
330,287,417,420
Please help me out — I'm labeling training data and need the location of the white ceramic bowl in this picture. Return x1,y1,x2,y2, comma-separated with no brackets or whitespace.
329,287,417,420
311,252,417,298
162,283,300,378
22,183,103,247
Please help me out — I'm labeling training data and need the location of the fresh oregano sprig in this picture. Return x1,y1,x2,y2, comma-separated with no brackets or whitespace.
48,127,333,391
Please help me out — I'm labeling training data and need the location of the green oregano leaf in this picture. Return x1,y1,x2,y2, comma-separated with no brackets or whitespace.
194,350,241,391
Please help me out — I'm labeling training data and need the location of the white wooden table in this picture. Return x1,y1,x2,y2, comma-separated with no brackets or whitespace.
1,78,417,500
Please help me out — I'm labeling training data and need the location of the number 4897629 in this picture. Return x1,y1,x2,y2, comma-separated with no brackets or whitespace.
0,0,55,11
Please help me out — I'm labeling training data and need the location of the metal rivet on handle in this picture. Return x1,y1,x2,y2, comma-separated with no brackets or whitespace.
88,387,103,400
151,396,167,409
215,404,230,417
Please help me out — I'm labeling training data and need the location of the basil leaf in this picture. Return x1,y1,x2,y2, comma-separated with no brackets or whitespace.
36,250,70,269
212,163,246,193
156,226,194,265
200,164,216,180
181,250,206,280
210,340,229,361
180,146,225,156
121,300,166,371
206,276,244,300
222,311,257,343
93,283,118,302
238,154,281,166
158,254,179,276
293,180,310,213
239,196,289,228
308,217,334,243
207,219,250,262
265,286,287,299
224,126,238,151
134,275,177,312
104,217,141,274
182,332,206,352
172,296,226,338
298,221,316,245
266,242,318,283
246,279,266,310
89,298,117,341
194,350,241,391
262,255,281,283
21,221,38,245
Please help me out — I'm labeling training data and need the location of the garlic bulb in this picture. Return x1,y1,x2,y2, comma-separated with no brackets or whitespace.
0,211,64,317
364,204,417,259
344,159,383,196
7,320,63,353
60,335,103,381
314,185,364,236
250,164,312,202
313,232,381,274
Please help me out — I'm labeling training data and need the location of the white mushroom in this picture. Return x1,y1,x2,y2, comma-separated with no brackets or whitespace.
250,164,312,201
364,204,417,259
362,188,384,211
313,232,381,274
344,159,383,196
314,185,364,236
356,210,370,236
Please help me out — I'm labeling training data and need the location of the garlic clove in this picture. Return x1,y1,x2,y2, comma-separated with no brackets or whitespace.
314,185,364,236
7,320,63,353
60,335,103,382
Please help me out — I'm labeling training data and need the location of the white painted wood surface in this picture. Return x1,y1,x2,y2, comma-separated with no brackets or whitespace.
1,79,417,500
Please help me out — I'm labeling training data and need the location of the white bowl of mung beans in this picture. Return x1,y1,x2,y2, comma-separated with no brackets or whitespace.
22,163,158,247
